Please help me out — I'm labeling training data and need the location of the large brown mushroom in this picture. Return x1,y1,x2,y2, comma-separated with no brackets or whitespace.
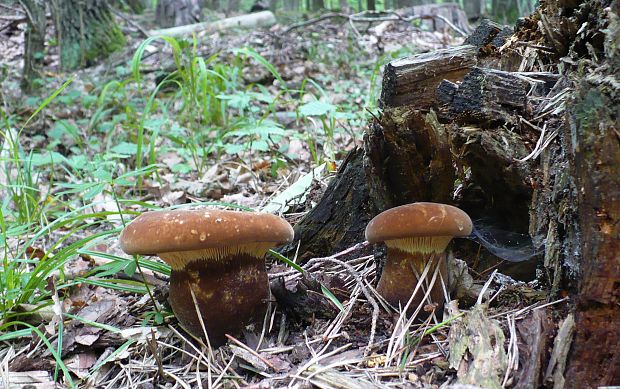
119,208,294,346
365,202,472,317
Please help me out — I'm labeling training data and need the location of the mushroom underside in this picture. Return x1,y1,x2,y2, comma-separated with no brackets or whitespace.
165,252,270,346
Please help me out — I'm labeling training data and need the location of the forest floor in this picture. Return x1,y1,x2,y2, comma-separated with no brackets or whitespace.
0,6,565,388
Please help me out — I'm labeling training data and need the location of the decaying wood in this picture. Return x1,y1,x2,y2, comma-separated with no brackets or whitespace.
448,304,507,389
364,108,455,212
463,19,505,49
561,68,620,385
437,67,532,126
270,273,341,322
148,11,276,37
285,147,372,264
379,45,477,109
2,370,55,388
544,313,574,388
514,308,554,389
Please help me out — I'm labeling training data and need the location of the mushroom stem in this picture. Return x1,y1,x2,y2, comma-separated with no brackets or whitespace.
376,248,447,317
166,252,269,347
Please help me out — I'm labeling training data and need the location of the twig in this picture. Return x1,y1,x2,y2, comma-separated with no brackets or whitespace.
146,329,167,380
316,256,379,355
225,334,276,370
281,10,468,37
0,3,24,13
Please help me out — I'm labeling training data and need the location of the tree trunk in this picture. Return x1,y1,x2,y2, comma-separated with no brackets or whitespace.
367,0,375,11
311,0,324,11
19,0,46,92
227,0,240,15
155,0,203,27
50,0,125,70
463,0,485,20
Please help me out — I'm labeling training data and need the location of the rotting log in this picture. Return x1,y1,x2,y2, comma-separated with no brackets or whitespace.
437,69,558,126
148,11,276,37
463,19,505,50
560,74,620,387
436,67,532,126
364,108,455,212
379,45,477,109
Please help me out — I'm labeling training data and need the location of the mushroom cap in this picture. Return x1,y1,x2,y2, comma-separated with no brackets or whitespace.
365,202,472,243
119,209,294,255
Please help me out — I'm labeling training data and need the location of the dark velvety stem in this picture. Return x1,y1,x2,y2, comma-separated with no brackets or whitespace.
376,249,447,318
169,254,269,346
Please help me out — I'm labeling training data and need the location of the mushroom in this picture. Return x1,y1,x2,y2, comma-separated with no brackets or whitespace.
119,208,294,346
365,202,472,317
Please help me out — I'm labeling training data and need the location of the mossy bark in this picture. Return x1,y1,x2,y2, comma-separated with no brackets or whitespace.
51,0,125,70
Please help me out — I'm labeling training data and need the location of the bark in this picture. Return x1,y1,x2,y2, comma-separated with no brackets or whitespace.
526,1,620,386
436,67,534,126
155,0,202,28
19,0,46,92
379,45,477,109
282,147,372,264
364,108,455,211
50,0,125,70
560,54,620,389
227,0,240,15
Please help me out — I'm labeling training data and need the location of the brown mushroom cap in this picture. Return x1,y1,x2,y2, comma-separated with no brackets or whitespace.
365,202,472,243
119,208,294,256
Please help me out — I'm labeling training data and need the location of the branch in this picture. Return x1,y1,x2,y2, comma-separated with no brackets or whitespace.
281,10,469,37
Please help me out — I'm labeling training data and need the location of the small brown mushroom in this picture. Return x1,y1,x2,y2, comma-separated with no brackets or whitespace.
119,208,294,346
365,202,472,317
